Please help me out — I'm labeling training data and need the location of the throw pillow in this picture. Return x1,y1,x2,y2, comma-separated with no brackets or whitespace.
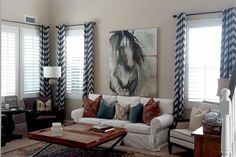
82,95,102,117
188,107,210,131
36,99,52,112
142,98,161,125
97,98,115,119
113,102,130,120
129,102,143,123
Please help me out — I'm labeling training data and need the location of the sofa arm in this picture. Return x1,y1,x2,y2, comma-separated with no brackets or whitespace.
150,114,173,134
71,108,84,122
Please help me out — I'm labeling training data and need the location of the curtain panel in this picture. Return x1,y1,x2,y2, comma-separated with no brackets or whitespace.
83,22,95,96
56,24,66,111
39,25,51,98
173,13,187,128
220,7,236,79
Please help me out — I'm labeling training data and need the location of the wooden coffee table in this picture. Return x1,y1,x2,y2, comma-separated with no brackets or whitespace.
29,122,127,157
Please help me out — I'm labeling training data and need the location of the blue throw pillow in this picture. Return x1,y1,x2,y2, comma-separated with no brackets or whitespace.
129,102,143,123
97,98,115,119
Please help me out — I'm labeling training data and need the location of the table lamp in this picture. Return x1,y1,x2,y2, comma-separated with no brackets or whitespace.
43,66,61,84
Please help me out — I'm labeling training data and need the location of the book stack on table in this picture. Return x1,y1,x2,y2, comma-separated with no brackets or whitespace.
90,125,115,133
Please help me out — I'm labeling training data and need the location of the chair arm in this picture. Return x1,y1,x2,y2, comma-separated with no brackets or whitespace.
150,114,173,134
71,108,84,122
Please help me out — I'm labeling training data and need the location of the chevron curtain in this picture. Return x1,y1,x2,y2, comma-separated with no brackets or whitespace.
83,22,95,96
220,7,236,79
56,25,66,111
173,13,187,128
39,25,51,98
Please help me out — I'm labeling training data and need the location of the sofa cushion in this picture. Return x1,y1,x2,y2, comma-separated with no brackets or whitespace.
129,102,143,123
117,96,140,107
101,120,130,128
124,123,150,135
79,118,106,125
170,129,194,143
97,98,115,119
189,107,210,131
142,98,161,125
113,102,130,120
82,95,102,118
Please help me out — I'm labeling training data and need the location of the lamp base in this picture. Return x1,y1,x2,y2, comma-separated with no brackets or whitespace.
49,79,57,85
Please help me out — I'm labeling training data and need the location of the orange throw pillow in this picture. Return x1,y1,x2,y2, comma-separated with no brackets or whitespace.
82,95,102,117
142,98,161,125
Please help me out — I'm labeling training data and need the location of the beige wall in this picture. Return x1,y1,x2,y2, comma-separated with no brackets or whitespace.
49,0,234,119
1,0,235,120
1,0,50,24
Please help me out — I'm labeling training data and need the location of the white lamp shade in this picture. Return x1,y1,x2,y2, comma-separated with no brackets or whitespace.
43,66,61,78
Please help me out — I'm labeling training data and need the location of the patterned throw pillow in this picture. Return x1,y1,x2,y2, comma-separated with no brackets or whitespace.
36,99,52,112
113,102,130,120
82,95,102,117
142,98,161,125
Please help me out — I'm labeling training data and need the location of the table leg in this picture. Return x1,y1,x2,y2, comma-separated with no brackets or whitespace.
30,143,51,157
5,113,23,141
100,133,127,157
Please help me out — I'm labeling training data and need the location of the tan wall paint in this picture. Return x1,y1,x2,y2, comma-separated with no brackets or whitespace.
1,0,235,120
49,0,234,120
1,0,50,24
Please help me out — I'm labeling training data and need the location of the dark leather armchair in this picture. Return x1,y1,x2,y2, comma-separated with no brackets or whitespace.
23,97,64,132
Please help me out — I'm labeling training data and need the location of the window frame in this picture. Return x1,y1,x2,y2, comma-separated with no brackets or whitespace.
65,26,84,100
1,25,19,98
184,18,222,108
0,24,40,100
20,27,40,98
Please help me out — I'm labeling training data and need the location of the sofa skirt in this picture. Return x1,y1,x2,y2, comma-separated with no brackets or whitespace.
123,128,168,151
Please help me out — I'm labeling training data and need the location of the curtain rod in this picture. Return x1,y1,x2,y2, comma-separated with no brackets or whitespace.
1,19,42,27
56,22,96,28
173,10,222,18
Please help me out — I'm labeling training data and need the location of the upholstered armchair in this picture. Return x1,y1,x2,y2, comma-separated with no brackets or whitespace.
23,97,64,132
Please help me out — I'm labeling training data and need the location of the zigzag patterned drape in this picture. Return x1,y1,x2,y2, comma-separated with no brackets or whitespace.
39,25,51,98
220,7,236,79
56,25,66,111
83,22,95,96
173,13,187,128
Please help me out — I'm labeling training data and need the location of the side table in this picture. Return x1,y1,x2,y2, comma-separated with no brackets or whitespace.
191,126,221,157
1,107,25,141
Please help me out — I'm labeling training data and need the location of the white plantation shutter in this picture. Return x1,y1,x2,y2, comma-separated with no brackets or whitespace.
1,26,18,96
66,29,84,95
21,28,40,94
186,19,221,103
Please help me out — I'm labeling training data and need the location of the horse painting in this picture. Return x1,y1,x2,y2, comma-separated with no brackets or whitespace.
109,28,157,97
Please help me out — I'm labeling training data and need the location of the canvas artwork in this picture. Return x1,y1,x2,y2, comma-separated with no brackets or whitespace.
109,28,157,97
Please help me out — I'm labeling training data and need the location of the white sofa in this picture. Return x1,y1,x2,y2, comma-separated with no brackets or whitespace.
71,94,174,151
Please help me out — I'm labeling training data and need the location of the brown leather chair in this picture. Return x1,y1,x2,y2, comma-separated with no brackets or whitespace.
23,97,64,132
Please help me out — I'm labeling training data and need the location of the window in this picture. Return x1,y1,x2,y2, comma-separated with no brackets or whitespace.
21,28,40,94
0,25,40,98
66,28,84,97
1,26,18,96
185,19,222,103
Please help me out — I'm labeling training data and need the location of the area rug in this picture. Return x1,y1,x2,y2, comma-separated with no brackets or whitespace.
1,142,159,157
